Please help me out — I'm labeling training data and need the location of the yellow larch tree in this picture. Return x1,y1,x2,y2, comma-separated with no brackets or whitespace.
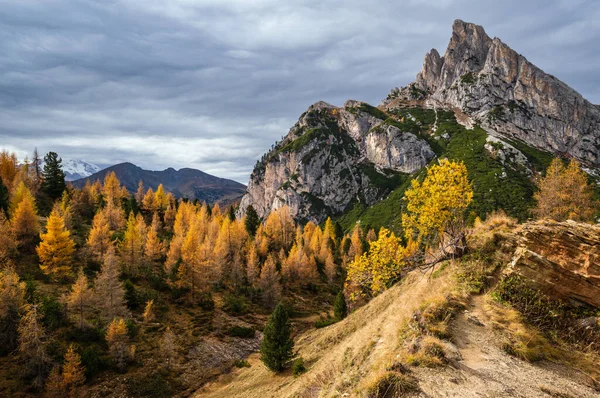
402,158,473,256
37,208,76,280
106,318,132,371
102,172,125,206
142,187,156,212
65,270,93,329
11,184,39,246
534,158,597,222
154,184,169,211
259,254,281,309
119,212,145,276
0,267,25,353
0,211,17,262
87,210,113,263
0,150,18,189
144,213,164,263
246,242,260,288
47,344,86,397
142,299,155,323
135,180,145,204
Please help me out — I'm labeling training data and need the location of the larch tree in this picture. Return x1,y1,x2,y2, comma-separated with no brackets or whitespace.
11,184,40,246
160,326,179,370
142,299,155,323
94,247,128,322
345,228,416,301
65,270,93,329
106,318,131,371
0,150,18,190
325,252,336,284
135,181,145,205
119,212,145,276
144,213,164,264
46,344,86,397
87,210,113,263
102,172,125,206
534,158,597,222
259,254,281,309
0,267,25,355
154,184,169,211
402,159,473,264
37,208,76,280
142,187,156,212
246,243,260,288
0,211,17,262
18,304,51,389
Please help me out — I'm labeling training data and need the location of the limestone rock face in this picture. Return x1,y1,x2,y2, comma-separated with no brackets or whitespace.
506,220,600,307
388,19,600,167
239,100,434,223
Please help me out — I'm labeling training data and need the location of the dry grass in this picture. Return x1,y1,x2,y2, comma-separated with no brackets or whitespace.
468,209,517,250
362,371,419,398
196,267,462,397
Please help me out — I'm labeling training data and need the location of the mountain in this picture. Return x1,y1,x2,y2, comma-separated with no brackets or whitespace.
384,19,600,166
61,159,102,181
239,100,434,224
38,158,101,181
239,20,600,227
72,162,246,205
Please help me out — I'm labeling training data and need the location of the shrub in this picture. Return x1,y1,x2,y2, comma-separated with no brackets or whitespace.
198,291,215,311
292,357,306,377
315,317,337,329
39,295,66,330
234,359,250,368
123,279,140,310
226,326,256,338
223,294,248,315
80,346,108,380
126,372,172,398
364,371,419,397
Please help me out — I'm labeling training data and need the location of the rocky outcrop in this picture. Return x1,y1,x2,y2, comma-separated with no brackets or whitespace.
505,220,600,307
385,19,600,167
239,100,434,223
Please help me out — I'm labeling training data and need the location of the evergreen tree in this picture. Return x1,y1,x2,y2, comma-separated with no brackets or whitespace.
244,205,260,237
37,208,76,280
0,176,8,217
260,303,295,372
333,291,348,320
41,152,66,200
227,205,236,222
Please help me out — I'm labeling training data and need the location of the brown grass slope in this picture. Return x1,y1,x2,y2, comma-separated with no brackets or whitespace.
195,219,600,398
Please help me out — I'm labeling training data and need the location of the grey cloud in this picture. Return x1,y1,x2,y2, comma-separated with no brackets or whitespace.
1,0,599,183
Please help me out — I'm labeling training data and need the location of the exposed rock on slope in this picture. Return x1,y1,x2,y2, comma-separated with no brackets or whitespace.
239,100,434,223
505,220,600,308
385,19,600,166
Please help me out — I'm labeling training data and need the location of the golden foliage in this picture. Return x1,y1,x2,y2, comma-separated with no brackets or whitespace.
11,184,39,243
66,270,92,329
402,159,473,248
87,210,113,262
37,209,75,279
534,158,597,222
106,318,131,371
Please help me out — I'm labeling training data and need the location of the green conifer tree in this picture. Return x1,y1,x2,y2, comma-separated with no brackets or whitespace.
333,291,348,320
244,205,260,237
41,152,66,200
260,303,294,372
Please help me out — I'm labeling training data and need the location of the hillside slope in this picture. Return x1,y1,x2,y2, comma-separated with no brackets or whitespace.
195,220,600,397
72,162,246,205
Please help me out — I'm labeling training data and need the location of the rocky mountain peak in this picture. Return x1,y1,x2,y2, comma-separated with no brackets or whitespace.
390,20,600,167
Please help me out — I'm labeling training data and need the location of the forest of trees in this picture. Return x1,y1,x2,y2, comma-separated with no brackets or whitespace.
0,148,597,392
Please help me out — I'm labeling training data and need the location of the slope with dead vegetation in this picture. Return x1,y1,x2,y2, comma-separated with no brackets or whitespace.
195,216,600,398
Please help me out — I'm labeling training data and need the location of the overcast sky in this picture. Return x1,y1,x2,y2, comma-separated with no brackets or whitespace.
1,0,599,183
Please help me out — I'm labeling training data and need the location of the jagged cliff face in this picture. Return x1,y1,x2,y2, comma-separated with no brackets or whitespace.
386,19,600,166
239,100,434,222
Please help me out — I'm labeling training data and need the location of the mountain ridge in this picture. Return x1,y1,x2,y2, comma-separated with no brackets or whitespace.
72,162,246,205
239,20,600,225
